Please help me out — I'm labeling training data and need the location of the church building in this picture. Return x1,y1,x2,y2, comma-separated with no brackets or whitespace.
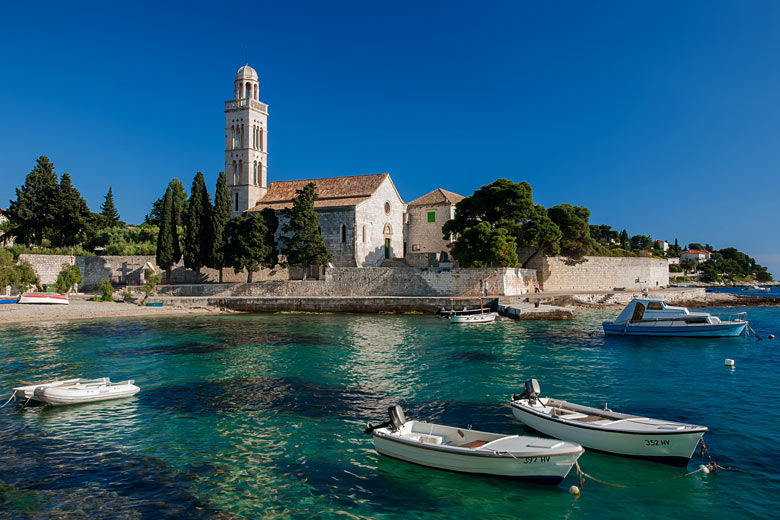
226,64,457,268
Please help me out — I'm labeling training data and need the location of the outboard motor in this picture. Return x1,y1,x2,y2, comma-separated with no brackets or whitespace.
388,405,406,432
513,378,541,403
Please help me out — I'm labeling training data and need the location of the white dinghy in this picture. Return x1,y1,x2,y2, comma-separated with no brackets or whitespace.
510,379,708,466
12,378,102,402
365,405,584,484
20,378,139,406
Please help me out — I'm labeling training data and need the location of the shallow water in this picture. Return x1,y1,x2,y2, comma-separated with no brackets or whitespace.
1,307,778,519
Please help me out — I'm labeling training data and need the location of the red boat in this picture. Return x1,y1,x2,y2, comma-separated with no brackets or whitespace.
17,293,69,305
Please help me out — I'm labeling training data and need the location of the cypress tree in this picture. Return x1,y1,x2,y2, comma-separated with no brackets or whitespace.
620,229,630,250
208,171,232,282
156,186,181,276
5,156,59,245
281,183,332,278
183,172,212,274
225,210,278,283
54,173,91,246
100,187,121,227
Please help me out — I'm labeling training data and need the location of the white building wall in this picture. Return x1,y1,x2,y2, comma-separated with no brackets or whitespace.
354,177,405,266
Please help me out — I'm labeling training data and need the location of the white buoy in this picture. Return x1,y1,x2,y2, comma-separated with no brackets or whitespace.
699,464,711,474
569,485,580,495
725,359,735,367
769,334,776,340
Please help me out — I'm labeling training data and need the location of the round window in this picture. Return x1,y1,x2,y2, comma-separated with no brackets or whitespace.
384,201,391,215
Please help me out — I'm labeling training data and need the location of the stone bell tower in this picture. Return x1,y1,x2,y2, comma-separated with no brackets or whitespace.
225,64,268,217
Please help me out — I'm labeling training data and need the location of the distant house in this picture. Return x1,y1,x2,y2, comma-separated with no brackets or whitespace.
654,240,669,252
668,257,680,265
405,188,464,267
247,173,405,267
681,250,711,263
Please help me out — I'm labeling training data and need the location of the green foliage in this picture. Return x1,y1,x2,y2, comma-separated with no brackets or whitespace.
450,221,519,267
143,268,162,301
156,186,182,270
146,178,188,226
87,224,159,255
590,224,620,246
443,179,535,237
547,204,593,259
227,210,279,281
619,229,629,250
122,291,134,303
697,261,722,283
52,173,92,246
668,238,682,257
208,172,232,275
517,204,561,259
183,172,212,272
97,278,114,301
99,186,122,228
15,260,41,294
630,234,653,252
680,258,696,272
4,244,94,259
4,156,60,246
281,183,332,269
54,264,82,294
669,263,683,273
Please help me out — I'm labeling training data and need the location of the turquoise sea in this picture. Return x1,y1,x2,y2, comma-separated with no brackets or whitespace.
1,306,779,519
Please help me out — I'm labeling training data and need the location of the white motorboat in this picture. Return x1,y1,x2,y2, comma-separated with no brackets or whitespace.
365,405,584,484
602,298,747,337
742,285,770,293
17,292,69,304
510,379,708,466
14,378,140,406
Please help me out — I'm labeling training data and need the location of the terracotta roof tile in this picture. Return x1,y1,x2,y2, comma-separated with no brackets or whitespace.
407,188,464,206
247,173,389,211
682,249,711,255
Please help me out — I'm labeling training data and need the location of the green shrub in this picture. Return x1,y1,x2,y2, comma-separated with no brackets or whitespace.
122,291,134,303
54,264,82,294
143,268,162,302
97,278,114,302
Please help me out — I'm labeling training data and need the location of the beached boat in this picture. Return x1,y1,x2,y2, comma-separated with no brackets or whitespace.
13,378,140,406
742,285,770,293
602,298,747,337
510,379,708,466
365,405,584,484
17,293,69,305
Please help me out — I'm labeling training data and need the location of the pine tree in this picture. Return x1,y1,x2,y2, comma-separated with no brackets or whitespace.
208,171,232,282
100,187,121,228
281,183,332,277
156,186,181,275
145,178,188,225
183,172,212,274
54,173,91,246
620,229,630,250
5,156,59,245
225,210,278,282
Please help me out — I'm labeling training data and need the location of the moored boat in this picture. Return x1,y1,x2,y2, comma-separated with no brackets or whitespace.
510,379,708,466
17,292,69,305
365,405,584,484
19,378,140,406
742,285,770,293
602,298,747,337
449,311,498,323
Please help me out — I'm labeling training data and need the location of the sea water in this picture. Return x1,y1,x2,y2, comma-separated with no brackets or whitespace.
1,306,778,519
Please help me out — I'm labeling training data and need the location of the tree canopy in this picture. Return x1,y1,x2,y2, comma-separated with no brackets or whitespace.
547,204,593,259
208,171,232,281
155,186,181,271
4,156,60,246
146,178,188,226
226,209,279,282
99,187,122,228
281,183,333,269
183,172,212,273
450,221,519,267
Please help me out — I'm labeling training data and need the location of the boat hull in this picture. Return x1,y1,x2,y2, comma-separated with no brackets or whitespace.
602,321,746,337
450,312,497,324
33,384,140,405
372,434,582,483
18,293,69,305
510,404,705,466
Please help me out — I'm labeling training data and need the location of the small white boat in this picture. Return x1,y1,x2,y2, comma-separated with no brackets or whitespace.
742,285,770,293
13,378,140,406
450,311,498,323
17,292,69,305
602,298,747,337
510,379,708,466
365,405,584,484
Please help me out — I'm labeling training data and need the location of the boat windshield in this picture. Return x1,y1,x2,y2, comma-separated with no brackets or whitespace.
631,302,645,321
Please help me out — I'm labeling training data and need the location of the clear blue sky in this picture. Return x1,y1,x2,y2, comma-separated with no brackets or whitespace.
1,1,778,275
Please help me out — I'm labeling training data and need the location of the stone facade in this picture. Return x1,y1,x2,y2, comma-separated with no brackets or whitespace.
18,254,75,286
354,176,405,266
525,255,669,292
405,189,463,262
157,266,537,298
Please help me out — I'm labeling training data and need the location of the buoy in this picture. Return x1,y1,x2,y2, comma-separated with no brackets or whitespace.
769,335,776,340
725,359,735,367
699,464,711,474
569,485,580,495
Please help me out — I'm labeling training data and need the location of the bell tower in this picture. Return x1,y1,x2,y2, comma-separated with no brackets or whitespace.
225,64,268,217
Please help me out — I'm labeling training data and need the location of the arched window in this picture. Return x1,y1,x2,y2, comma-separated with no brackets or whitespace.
240,124,244,147
232,161,237,185
235,192,238,211
341,224,346,243
231,125,235,148
238,160,243,183
253,162,257,185
259,128,264,151
362,226,366,243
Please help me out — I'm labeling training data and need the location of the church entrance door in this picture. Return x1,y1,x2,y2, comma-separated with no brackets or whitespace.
384,238,390,259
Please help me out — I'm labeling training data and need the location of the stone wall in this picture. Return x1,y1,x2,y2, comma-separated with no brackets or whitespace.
157,266,537,298
526,255,669,292
20,254,289,290
405,202,455,255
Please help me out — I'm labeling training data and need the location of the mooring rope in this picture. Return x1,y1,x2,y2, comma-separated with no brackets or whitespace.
0,391,17,409
574,460,715,491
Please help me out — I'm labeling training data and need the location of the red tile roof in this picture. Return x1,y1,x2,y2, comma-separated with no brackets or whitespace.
682,249,711,255
247,173,390,211
407,188,464,206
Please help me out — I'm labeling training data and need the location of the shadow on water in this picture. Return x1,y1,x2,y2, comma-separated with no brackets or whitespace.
104,340,231,358
445,351,499,363
0,414,234,519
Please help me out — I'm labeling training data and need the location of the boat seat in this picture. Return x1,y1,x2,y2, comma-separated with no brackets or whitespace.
460,440,488,448
572,415,605,422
